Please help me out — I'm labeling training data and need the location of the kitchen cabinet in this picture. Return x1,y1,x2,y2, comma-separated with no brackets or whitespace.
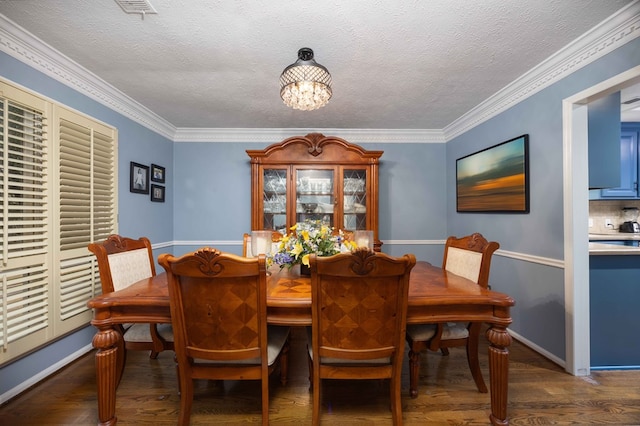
600,124,640,198
590,254,640,369
247,133,383,250
589,92,621,190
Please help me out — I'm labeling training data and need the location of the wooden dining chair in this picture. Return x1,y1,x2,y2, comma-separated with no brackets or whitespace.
242,230,283,257
308,248,416,425
405,232,499,397
158,248,290,426
88,235,174,368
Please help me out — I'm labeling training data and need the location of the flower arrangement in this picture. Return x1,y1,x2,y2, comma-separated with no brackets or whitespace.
270,219,357,269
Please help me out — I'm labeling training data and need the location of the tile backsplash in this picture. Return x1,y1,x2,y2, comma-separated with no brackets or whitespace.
590,200,640,233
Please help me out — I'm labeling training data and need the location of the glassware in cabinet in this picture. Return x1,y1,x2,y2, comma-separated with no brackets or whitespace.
295,168,335,227
262,169,287,234
343,169,367,230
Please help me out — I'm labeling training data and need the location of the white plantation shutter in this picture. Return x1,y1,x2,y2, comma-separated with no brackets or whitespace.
59,255,96,320
1,264,49,348
0,98,48,263
92,131,116,243
56,107,116,329
0,86,51,356
0,80,117,363
59,119,92,250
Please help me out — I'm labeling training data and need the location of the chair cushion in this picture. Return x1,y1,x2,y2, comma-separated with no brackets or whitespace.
193,325,290,366
266,325,290,365
445,247,482,283
107,248,153,291
305,327,390,365
440,322,469,340
406,322,468,341
406,323,437,341
124,323,174,343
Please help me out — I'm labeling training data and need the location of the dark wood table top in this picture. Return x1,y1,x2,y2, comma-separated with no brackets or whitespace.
88,261,514,327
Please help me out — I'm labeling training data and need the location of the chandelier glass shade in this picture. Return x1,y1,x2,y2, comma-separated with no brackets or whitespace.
280,48,332,111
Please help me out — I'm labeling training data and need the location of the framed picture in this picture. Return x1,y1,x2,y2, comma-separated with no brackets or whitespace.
456,134,529,213
151,184,165,202
151,163,165,183
130,162,149,194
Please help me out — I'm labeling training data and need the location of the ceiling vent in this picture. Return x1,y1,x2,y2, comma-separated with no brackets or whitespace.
114,0,157,16
622,97,640,105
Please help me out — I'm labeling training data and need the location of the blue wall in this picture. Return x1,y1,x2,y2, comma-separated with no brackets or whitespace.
445,38,640,359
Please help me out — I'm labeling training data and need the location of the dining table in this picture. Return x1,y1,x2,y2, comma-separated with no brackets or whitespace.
87,260,515,426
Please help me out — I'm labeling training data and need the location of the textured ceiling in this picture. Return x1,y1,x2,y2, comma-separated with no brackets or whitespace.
0,0,635,130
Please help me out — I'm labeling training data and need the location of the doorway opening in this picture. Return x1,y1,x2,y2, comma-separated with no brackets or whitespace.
563,65,640,376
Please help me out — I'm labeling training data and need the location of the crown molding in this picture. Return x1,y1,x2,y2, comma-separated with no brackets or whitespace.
172,128,445,143
443,1,640,141
0,14,177,140
1,2,639,144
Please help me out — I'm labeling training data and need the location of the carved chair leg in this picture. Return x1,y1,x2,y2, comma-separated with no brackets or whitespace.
408,348,420,398
280,336,290,386
467,322,488,393
307,345,313,391
116,329,126,388
174,353,181,396
149,323,166,359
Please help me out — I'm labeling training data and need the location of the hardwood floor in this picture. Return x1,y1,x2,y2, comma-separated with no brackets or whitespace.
1,326,639,425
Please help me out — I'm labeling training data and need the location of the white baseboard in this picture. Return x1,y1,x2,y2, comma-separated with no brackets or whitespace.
508,329,566,369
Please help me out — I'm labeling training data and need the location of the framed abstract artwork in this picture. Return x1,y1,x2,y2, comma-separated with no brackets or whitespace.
456,134,529,213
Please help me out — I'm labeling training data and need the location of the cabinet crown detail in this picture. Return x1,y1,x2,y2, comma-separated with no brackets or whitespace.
247,133,383,164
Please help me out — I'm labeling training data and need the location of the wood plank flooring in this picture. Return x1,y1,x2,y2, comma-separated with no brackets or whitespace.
1,326,639,425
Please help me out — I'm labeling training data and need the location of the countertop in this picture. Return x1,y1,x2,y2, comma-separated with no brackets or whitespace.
589,242,640,255
589,232,640,241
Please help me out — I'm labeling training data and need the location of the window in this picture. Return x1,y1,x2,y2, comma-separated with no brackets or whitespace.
0,80,117,364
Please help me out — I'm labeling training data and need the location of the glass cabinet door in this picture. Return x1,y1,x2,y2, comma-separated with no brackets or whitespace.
295,168,335,227
262,169,288,233
343,169,367,230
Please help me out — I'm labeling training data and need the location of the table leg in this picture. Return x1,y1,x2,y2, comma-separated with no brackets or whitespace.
92,325,121,426
486,325,512,426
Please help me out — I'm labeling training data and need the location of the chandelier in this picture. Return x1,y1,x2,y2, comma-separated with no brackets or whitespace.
280,48,332,111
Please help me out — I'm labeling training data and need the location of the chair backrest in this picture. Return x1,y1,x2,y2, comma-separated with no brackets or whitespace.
310,249,416,363
242,230,283,257
158,248,268,365
88,234,156,293
441,233,499,288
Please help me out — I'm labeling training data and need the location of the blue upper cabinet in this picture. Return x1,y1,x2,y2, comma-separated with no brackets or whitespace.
601,124,640,198
589,92,621,190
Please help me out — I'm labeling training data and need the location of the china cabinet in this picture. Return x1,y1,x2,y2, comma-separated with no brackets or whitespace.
247,133,383,250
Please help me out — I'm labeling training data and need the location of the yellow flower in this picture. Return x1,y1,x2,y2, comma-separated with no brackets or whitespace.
301,253,310,266
301,230,310,241
290,223,298,231
345,240,358,251
291,241,304,257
